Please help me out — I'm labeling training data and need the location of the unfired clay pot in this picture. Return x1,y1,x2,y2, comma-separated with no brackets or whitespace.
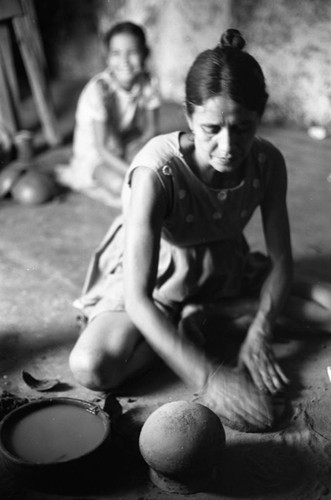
11,170,58,205
139,400,226,494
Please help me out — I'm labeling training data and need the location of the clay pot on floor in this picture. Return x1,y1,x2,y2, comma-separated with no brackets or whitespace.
11,169,59,205
0,163,59,205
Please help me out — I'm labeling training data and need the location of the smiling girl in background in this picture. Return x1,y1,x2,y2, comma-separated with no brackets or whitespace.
58,22,160,204
69,29,331,432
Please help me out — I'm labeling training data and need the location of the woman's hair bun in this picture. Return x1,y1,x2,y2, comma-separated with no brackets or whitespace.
219,28,245,50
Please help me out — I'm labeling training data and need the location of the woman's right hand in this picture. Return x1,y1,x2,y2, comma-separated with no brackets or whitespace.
204,365,275,432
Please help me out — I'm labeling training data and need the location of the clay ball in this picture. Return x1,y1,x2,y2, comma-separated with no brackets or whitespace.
139,401,225,479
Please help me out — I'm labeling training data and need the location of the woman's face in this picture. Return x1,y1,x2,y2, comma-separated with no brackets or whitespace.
187,95,259,176
107,33,144,90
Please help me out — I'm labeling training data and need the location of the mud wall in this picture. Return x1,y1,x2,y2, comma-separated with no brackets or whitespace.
232,0,331,127
34,0,331,128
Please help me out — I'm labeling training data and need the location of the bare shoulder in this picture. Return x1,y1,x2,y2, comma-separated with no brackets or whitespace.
124,166,168,223
122,132,180,216
130,132,180,170
131,165,164,192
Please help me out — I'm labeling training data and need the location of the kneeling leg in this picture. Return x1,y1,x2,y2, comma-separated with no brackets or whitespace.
69,311,157,391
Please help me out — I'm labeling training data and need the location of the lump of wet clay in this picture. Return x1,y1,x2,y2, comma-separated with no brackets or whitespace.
139,400,226,494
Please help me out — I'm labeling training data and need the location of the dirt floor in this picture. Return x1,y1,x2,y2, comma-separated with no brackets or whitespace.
0,80,331,499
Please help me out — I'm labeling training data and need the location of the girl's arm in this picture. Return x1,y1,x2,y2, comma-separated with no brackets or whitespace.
124,166,212,390
93,119,129,176
141,107,160,142
126,108,160,163
239,149,293,393
93,107,159,174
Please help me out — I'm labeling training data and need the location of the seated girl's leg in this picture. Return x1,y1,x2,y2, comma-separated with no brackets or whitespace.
69,311,157,391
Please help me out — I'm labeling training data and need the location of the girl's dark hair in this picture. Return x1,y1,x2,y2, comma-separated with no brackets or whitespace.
103,21,150,60
185,28,268,116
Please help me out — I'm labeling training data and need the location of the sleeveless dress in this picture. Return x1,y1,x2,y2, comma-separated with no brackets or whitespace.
59,70,160,190
74,131,281,322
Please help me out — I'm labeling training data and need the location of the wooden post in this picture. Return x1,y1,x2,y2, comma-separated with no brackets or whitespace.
20,0,47,72
0,25,19,135
13,13,61,146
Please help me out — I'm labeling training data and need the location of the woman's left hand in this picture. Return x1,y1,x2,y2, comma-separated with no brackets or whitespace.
238,329,289,394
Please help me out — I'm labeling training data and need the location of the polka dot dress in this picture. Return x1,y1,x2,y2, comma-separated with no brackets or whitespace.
77,132,277,318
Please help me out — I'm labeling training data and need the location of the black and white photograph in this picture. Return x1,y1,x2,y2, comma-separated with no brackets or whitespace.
0,1,331,498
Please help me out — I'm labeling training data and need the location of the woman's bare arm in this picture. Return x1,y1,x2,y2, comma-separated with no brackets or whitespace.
124,166,213,389
239,149,293,393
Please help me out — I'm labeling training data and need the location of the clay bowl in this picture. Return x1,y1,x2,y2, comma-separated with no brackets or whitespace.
0,397,112,492
139,400,226,494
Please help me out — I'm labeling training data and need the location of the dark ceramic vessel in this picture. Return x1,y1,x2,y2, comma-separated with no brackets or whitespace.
0,397,112,492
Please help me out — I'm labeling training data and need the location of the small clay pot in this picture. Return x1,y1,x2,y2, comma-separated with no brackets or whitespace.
139,400,226,494
0,162,26,198
11,170,58,205
14,130,34,162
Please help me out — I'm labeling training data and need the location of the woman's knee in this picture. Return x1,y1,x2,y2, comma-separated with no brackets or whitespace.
69,311,141,391
69,345,104,390
69,345,127,391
